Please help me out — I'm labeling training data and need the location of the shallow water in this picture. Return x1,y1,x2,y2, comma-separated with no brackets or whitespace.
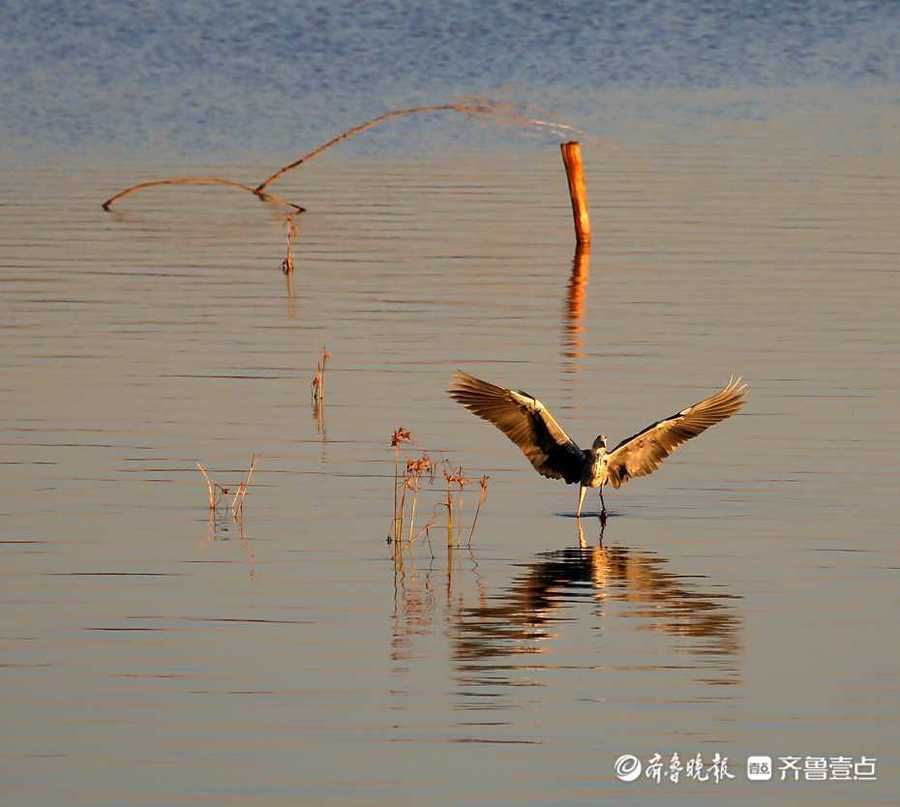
3,103,900,803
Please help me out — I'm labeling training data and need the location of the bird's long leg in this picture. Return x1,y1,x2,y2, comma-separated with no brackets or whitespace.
599,485,607,516
577,484,587,517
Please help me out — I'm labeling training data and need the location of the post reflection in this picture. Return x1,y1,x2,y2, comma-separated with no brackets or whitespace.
562,244,591,377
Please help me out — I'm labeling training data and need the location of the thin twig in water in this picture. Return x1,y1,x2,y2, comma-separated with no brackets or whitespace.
101,176,304,212
442,463,472,546
254,99,580,193
196,462,218,511
389,427,413,541
311,347,330,436
257,103,477,193
406,474,419,543
281,215,299,274
100,98,581,284
102,100,580,211
403,454,433,542
411,511,438,559
231,454,259,521
311,347,331,403
467,475,490,547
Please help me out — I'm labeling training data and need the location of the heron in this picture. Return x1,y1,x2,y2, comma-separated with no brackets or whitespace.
448,371,748,517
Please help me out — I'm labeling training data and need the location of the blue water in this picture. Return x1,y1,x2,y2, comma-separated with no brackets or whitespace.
2,0,899,155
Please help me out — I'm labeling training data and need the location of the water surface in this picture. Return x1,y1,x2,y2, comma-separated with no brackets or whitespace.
3,2,900,800
3,125,899,803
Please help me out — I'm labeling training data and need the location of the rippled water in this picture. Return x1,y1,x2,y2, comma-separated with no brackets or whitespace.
3,1,900,802
3,122,898,802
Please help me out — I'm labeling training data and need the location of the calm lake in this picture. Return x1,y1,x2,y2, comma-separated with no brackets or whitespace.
3,2,900,804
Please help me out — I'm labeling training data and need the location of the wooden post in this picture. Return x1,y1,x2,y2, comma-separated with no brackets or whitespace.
560,141,592,245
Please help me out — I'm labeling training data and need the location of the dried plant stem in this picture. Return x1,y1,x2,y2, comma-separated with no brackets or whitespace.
311,347,330,403
257,104,468,193
407,484,419,543
388,427,412,542
410,510,437,547
101,176,304,212
466,476,490,547
196,462,218,510
101,100,580,222
281,215,299,274
231,454,258,520
392,455,401,540
393,536,404,575
318,348,329,398
397,483,409,541
446,490,455,544
446,536,455,594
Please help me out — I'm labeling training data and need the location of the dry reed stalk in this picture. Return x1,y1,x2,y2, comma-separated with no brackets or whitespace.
281,215,299,274
405,454,434,542
406,474,419,542
393,535,405,575
442,464,471,546
312,397,325,436
196,462,219,510
442,465,455,542
101,176,304,212
392,462,400,542
466,475,490,547
393,454,429,542
310,347,330,436
102,100,579,211
446,535,455,593
560,141,592,245
396,477,409,542
390,427,413,541
230,454,258,520
257,103,480,193
444,487,454,539
255,99,581,193
411,512,438,546
311,347,331,403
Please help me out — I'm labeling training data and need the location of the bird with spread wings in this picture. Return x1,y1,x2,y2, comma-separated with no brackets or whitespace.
448,371,748,517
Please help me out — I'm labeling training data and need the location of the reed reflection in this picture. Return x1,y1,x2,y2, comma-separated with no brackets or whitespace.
390,525,486,678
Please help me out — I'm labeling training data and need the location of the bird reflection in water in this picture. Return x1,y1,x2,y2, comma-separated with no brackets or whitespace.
390,518,741,714
452,518,741,699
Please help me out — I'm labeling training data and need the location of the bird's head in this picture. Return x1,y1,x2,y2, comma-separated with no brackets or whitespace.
592,434,608,451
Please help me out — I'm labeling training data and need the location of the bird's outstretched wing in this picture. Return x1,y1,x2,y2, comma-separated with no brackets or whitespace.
448,371,585,484
605,376,748,489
